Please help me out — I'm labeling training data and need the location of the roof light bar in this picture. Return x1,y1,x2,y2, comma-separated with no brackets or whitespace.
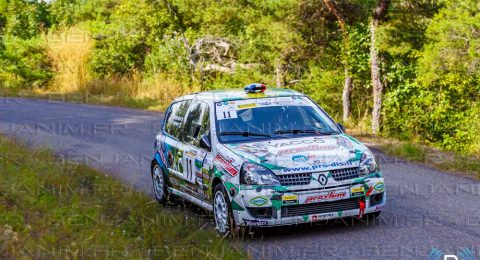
244,83,266,94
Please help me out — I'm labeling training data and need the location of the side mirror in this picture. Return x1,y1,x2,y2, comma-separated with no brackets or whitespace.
199,134,211,151
337,123,346,133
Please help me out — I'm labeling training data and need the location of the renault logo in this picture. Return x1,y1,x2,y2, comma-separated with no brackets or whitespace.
318,174,328,186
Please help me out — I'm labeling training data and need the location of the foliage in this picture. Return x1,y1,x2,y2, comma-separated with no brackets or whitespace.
383,0,480,153
88,32,147,77
0,36,53,89
86,0,171,77
2,0,50,39
49,0,121,27
1,0,479,154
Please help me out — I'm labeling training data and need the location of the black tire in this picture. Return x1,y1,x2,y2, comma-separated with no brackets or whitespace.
213,184,236,236
151,162,168,205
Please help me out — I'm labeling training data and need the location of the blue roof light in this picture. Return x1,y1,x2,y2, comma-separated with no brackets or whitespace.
244,83,267,94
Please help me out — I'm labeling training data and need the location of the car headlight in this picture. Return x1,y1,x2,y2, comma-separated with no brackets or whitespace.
240,163,281,186
359,150,379,176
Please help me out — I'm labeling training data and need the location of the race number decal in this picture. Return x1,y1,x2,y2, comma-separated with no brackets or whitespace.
216,107,237,120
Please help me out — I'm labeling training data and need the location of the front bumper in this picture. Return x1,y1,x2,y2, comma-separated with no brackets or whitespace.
233,177,386,227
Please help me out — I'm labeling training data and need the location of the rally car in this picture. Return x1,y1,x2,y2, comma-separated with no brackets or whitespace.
151,84,385,235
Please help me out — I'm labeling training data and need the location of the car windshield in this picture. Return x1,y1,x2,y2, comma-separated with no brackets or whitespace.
215,96,340,143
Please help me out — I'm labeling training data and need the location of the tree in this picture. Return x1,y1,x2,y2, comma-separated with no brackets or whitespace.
322,0,352,123
370,0,390,134
3,0,51,39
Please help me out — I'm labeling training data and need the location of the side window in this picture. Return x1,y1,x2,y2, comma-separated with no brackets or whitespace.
183,101,210,148
164,100,191,139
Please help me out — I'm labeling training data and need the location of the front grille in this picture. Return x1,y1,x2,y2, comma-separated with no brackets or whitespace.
330,167,360,181
277,173,312,186
281,198,359,218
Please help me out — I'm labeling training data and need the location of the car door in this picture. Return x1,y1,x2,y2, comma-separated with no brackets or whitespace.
162,99,191,187
179,100,211,199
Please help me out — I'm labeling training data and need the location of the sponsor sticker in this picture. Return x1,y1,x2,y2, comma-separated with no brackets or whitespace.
311,213,335,221
216,101,235,106
243,219,269,226
185,150,197,157
194,159,203,170
282,161,355,173
238,103,257,109
351,186,365,195
158,151,167,166
374,182,385,192
269,139,326,149
337,136,353,148
250,196,268,206
282,194,298,204
277,144,334,156
213,154,239,177
292,155,308,162
170,178,179,186
304,190,348,204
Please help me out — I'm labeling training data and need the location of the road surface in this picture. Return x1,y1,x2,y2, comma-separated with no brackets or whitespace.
1,98,479,259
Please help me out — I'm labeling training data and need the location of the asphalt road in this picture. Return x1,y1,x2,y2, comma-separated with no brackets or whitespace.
1,98,479,260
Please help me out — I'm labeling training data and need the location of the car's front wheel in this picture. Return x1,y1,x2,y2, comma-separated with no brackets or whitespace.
152,163,168,205
213,184,235,236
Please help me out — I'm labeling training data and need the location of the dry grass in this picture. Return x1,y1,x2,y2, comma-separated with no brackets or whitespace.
46,27,92,94
27,27,195,111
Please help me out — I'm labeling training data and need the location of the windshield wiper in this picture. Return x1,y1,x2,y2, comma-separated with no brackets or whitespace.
220,131,271,137
320,131,338,135
274,129,337,135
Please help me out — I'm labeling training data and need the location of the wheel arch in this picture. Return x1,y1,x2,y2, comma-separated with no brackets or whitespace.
151,154,171,187
211,177,223,198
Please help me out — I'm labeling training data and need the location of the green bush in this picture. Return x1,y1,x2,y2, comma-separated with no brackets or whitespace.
382,0,480,154
0,36,53,89
2,0,51,39
88,32,147,77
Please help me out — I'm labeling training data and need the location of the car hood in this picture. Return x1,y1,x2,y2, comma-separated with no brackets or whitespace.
223,134,367,175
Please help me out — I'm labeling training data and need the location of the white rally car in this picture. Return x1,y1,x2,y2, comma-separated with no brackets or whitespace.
151,84,385,235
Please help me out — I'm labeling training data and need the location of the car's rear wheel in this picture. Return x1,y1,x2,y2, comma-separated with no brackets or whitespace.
152,163,168,205
213,184,235,236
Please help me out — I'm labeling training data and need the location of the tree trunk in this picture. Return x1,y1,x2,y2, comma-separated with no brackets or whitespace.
370,19,382,134
275,58,283,88
323,0,351,122
370,0,390,135
161,0,196,83
342,67,352,123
